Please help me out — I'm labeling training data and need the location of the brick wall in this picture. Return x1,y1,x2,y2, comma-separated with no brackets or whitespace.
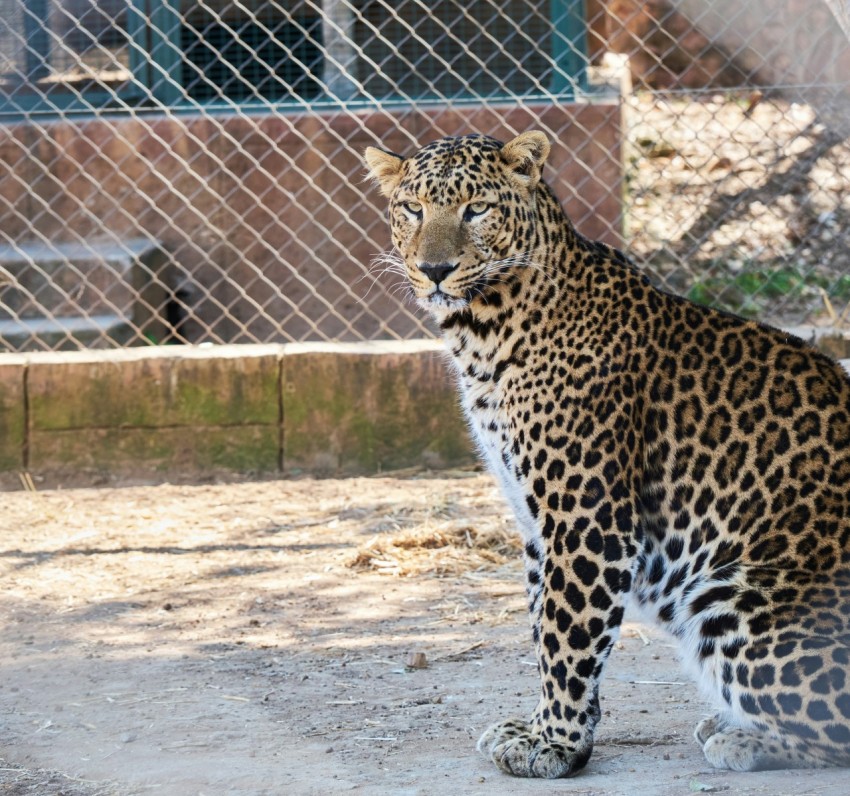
0,102,622,344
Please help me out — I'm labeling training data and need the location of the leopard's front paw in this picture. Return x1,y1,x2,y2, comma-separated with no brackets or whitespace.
477,718,592,778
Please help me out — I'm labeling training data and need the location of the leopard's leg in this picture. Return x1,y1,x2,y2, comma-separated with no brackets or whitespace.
694,711,831,770
478,489,639,778
695,602,850,771
700,724,836,771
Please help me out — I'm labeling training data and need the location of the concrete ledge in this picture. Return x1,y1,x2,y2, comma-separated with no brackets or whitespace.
28,345,281,430
282,340,469,476
0,353,27,471
0,341,474,487
0,342,848,489
29,425,280,479
784,327,850,361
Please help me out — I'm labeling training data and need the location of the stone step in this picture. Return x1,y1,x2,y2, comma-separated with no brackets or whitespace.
0,239,170,350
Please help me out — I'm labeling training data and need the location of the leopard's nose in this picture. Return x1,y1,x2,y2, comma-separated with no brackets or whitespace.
419,262,457,285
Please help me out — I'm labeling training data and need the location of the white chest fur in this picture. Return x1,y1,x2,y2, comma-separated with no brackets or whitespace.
453,367,541,550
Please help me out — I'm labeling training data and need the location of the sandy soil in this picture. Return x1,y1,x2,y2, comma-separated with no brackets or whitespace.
2,473,849,796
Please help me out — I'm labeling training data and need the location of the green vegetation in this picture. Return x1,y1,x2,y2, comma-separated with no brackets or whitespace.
684,264,850,317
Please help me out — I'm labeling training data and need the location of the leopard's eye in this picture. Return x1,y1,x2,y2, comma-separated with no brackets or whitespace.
402,201,423,217
463,201,490,221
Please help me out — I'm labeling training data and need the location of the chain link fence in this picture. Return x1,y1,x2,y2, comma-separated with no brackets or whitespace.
0,0,848,352
606,1,850,330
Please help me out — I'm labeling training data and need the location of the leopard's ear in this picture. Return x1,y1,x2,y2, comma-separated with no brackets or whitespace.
500,131,550,186
363,146,405,197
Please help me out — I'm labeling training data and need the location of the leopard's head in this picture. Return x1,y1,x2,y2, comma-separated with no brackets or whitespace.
364,131,550,317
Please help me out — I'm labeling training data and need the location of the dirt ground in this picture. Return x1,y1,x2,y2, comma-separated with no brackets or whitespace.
2,473,850,796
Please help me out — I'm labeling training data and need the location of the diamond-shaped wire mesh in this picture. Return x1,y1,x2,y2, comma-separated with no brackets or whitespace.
0,0,848,352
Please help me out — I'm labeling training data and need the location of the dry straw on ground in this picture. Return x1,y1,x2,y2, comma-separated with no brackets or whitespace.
348,521,522,577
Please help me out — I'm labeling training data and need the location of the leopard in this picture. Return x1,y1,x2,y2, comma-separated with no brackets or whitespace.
363,130,850,778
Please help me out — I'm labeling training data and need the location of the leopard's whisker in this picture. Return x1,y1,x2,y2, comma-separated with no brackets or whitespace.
355,249,412,306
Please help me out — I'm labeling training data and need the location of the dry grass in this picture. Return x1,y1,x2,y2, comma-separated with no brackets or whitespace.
0,758,122,796
348,521,522,577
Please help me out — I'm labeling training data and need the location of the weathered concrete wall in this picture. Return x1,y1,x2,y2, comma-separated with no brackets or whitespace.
0,341,475,488
282,341,470,475
0,353,26,472
26,346,282,480
1,338,848,489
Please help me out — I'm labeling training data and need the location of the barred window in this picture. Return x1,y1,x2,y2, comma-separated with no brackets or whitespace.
0,0,586,115
177,1,325,102
353,0,554,101
0,0,140,111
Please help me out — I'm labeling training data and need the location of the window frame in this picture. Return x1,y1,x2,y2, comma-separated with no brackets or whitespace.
0,0,152,117
0,0,589,119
